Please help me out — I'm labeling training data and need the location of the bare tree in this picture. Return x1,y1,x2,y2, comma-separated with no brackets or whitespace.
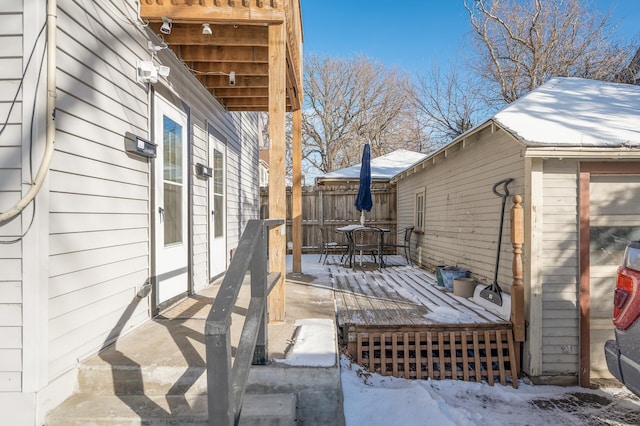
413,60,485,146
302,54,423,175
464,0,636,104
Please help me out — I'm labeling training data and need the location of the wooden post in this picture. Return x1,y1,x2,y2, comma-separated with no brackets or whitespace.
267,23,286,322
292,109,302,273
510,195,525,375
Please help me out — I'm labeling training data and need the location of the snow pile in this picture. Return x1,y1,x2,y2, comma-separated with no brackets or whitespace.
276,319,336,367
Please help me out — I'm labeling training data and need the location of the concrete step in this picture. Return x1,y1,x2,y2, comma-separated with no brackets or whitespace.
73,363,342,425
45,392,297,426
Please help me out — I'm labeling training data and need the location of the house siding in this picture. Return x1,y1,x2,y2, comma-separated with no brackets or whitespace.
397,127,525,290
191,115,209,290
226,112,261,252
0,0,262,423
46,0,152,379
0,0,24,394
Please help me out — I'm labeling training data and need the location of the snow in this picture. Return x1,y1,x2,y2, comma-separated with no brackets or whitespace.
317,149,428,182
340,355,638,426
275,319,336,367
494,77,640,147
422,305,482,324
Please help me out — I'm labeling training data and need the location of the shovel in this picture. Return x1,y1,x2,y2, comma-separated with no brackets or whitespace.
479,178,513,307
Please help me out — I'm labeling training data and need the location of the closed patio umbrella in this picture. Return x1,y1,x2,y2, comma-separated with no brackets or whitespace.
354,144,372,225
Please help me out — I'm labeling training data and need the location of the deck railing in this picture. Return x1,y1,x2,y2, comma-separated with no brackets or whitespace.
205,219,284,426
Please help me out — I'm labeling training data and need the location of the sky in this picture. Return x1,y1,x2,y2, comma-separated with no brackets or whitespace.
300,0,640,75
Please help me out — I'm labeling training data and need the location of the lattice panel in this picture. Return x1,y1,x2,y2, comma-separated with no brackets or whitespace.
354,329,518,388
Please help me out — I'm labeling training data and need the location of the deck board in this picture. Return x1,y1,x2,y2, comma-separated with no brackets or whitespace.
328,255,510,330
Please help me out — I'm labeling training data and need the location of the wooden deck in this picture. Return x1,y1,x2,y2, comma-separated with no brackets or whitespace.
326,255,519,387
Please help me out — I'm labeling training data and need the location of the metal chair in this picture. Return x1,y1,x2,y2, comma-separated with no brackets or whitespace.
351,227,383,268
388,226,414,266
318,226,349,265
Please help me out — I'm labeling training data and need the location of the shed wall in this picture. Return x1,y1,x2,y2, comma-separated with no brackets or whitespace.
397,128,525,291
540,159,580,375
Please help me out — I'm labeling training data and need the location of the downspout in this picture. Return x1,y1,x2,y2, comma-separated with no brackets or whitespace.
0,0,56,223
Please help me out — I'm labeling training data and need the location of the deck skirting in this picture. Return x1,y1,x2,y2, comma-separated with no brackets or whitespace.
347,325,518,388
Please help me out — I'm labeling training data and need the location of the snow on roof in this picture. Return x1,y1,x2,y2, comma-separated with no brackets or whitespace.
494,77,640,147
317,149,428,183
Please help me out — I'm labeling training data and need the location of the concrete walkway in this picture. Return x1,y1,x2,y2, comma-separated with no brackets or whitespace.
46,266,344,425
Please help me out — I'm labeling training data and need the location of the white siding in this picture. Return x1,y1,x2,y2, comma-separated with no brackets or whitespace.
397,128,525,290
226,112,261,251
0,0,261,419
0,0,23,393
47,0,152,378
540,159,580,375
191,116,209,290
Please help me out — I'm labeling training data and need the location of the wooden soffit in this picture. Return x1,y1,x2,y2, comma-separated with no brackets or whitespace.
140,0,303,112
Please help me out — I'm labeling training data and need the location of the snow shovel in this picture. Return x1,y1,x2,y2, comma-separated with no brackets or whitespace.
479,178,514,307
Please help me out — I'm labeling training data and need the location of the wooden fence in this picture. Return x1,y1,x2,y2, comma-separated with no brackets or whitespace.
260,183,398,253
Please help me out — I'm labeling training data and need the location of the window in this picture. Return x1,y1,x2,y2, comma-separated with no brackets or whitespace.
414,187,425,232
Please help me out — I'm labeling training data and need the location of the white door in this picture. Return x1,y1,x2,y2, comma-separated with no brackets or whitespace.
209,134,226,277
154,95,188,305
589,175,640,378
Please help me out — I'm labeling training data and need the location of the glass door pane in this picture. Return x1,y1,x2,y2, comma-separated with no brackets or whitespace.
213,148,224,238
163,115,183,246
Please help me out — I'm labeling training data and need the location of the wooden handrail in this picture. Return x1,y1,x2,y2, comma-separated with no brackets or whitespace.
205,219,284,426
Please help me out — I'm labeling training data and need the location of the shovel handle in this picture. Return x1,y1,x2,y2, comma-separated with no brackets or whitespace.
493,178,513,198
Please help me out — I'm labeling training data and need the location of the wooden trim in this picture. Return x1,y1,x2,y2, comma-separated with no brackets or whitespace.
580,162,640,174
524,157,543,376
578,170,591,387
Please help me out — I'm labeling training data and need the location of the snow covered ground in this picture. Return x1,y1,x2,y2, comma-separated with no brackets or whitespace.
341,355,639,425
287,255,640,425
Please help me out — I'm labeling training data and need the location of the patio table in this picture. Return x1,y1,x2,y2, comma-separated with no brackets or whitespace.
336,225,389,269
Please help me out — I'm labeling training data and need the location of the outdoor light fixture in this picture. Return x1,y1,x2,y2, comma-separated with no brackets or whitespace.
229,71,236,86
137,40,170,84
202,23,212,35
160,17,172,34
137,60,157,83
137,61,170,84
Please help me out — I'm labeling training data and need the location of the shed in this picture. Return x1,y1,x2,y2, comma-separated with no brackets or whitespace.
392,77,640,386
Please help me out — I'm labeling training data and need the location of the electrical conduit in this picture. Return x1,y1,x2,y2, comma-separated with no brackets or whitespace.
0,0,56,224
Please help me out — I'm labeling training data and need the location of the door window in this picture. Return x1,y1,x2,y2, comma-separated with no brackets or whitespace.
213,148,224,238
163,115,184,246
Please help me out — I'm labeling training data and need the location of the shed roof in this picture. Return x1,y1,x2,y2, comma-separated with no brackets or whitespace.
494,77,640,147
393,78,640,183
316,149,428,184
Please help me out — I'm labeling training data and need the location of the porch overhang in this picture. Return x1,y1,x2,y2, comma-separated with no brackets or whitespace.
140,0,303,112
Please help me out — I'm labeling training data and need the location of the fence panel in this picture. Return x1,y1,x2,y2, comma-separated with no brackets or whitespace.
261,183,398,253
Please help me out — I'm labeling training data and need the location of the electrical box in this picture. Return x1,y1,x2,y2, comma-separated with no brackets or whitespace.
125,135,157,158
196,163,213,178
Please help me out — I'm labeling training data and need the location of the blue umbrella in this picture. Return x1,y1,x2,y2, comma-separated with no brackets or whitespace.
354,144,372,224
